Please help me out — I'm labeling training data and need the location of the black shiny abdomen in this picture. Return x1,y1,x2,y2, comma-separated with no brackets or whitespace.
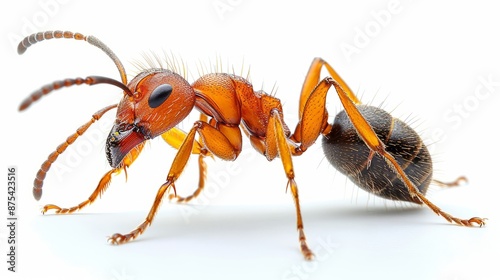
322,105,432,204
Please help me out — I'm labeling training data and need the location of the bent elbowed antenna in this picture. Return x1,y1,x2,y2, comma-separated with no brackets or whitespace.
18,30,128,85
17,31,134,110
18,76,132,111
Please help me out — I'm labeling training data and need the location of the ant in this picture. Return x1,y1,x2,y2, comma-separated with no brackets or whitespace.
18,31,485,260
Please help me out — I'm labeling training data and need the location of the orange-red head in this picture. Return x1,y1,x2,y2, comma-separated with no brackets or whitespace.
106,69,195,168
17,31,200,200
17,31,197,169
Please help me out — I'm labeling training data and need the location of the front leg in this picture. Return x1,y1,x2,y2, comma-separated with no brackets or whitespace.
108,120,242,244
161,123,210,203
168,154,208,203
37,104,139,215
42,142,144,214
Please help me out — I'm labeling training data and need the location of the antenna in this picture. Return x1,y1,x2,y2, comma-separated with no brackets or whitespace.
18,30,128,84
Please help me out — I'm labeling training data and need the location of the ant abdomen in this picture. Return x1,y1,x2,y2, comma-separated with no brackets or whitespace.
322,105,432,204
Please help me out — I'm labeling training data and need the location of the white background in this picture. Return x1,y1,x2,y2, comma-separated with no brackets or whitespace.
1,1,500,279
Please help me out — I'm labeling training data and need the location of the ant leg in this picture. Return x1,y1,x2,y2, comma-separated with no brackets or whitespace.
432,176,468,188
291,74,331,152
328,78,486,227
161,127,205,154
43,169,117,214
267,109,315,260
33,104,116,201
161,126,210,203
297,58,360,120
108,127,199,244
42,143,144,214
168,154,208,203
108,180,172,244
108,121,241,244
292,57,363,151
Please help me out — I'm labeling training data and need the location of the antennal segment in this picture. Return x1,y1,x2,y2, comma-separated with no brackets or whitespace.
19,76,133,111
86,35,128,84
17,30,128,84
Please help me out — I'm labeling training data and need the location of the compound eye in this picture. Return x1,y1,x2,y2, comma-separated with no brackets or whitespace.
148,84,173,108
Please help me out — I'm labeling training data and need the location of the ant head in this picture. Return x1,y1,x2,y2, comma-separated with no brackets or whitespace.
106,69,195,168
17,31,196,168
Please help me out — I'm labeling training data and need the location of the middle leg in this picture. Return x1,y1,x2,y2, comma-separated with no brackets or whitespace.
267,108,315,260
